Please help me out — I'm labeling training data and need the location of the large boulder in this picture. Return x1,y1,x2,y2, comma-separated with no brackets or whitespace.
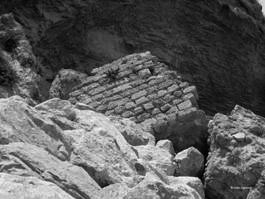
134,144,176,176
205,105,265,199
0,173,75,199
174,147,204,177
36,98,143,187
0,142,101,199
0,96,71,160
109,116,156,146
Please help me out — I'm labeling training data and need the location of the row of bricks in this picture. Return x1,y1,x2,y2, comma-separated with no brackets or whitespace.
70,83,196,115
91,53,157,75
70,75,187,103
91,92,195,122
73,61,166,93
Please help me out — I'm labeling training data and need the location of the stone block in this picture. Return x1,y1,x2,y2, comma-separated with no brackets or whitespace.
131,90,147,100
167,106,179,114
114,106,125,114
183,86,199,100
135,97,149,105
89,86,105,95
168,84,180,93
163,94,174,103
112,84,132,94
137,113,151,122
134,107,144,115
173,98,183,105
183,93,197,106
143,102,154,111
177,100,193,111
153,99,164,107
125,102,136,110
173,90,183,97
152,108,161,115
158,90,167,97
122,111,134,118
160,104,172,113
138,68,151,78
179,82,189,88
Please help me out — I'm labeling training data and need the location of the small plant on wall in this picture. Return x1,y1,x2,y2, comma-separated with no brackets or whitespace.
105,67,120,82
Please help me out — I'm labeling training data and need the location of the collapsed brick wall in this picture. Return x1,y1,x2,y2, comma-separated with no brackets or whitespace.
69,51,199,124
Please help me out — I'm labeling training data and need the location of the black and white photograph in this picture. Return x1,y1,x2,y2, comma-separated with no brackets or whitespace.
0,0,265,198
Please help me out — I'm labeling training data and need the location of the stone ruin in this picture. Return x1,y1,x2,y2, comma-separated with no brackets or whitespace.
69,52,208,153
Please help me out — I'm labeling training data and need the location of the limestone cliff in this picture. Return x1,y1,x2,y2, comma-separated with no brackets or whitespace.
0,0,265,116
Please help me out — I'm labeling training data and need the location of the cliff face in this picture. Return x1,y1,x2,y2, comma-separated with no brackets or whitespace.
1,0,265,116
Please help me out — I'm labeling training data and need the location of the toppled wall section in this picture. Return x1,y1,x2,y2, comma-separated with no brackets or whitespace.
69,52,208,153
69,52,197,123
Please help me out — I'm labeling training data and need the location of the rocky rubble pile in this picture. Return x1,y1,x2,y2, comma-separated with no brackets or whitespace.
63,51,208,154
0,96,206,199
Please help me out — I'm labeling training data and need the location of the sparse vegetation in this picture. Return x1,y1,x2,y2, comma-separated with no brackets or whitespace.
105,67,120,82
0,53,17,87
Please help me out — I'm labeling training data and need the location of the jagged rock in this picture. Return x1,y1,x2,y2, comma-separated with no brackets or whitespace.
174,147,204,177
109,116,156,146
205,105,265,199
0,142,101,199
0,13,48,104
0,96,71,160
0,173,75,199
49,69,87,99
156,140,175,155
35,98,142,186
134,144,176,176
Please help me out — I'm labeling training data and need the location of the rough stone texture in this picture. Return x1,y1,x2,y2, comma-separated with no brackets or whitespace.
0,173,75,199
0,13,48,104
69,52,198,124
95,183,130,199
0,96,71,160
1,0,265,116
174,147,204,177
134,144,176,176
0,142,101,199
96,175,205,199
69,52,208,153
34,98,142,187
156,140,175,155
205,105,265,199
0,95,208,198
123,173,205,199
154,107,208,154
49,69,87,99
109,116,156,146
